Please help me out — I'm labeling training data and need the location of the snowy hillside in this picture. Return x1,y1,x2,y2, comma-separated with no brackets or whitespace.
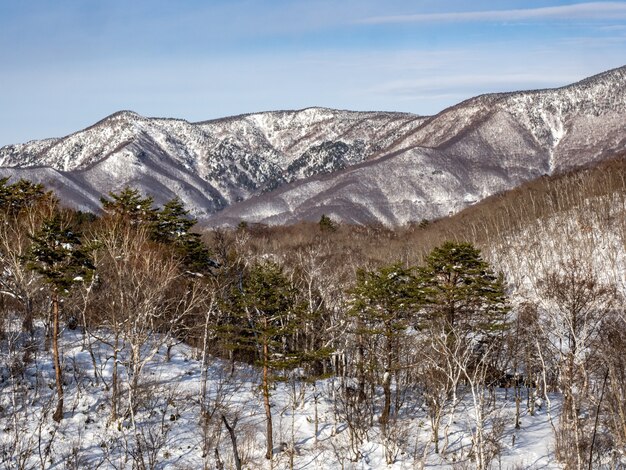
1,155,625,470
0,324,561,470
210,66,626,226
0,108,423,217
0,66,625,225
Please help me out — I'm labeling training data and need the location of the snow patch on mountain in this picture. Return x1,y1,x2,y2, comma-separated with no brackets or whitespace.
0,66,624,225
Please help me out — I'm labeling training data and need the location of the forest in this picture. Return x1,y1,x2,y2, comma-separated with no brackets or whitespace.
0,158,625,469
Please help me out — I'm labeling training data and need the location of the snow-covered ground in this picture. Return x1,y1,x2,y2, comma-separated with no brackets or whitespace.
0,324,562,469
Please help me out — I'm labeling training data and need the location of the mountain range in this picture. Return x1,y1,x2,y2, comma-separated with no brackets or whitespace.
1,65,624,226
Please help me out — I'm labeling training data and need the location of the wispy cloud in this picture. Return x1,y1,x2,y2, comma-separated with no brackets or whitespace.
596,24,626,30
370,73,580,95
357,2,626,24
559,34,626,46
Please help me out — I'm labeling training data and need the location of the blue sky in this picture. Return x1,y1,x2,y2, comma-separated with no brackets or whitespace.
0,0,625,146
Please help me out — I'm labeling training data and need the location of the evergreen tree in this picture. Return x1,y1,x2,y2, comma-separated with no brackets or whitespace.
101,186,156,223
417,241,509,337
152,197,217,274
26,215,94,422
230,260,302,460
152,197,195,243
0,178,53,215
348,262,419,436
0,178,56,332
318,214,336,232
416,242,509,458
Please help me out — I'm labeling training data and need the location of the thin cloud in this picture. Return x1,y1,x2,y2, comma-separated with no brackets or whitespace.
559,34,626,46
370,73,580,97
357,2,626,24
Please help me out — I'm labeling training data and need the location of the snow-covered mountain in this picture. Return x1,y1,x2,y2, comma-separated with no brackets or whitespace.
0,108,424,217
210,66,626,226
1,66,625,224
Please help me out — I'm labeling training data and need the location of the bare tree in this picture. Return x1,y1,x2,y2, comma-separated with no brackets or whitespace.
88,217,192,424
540,259,616,469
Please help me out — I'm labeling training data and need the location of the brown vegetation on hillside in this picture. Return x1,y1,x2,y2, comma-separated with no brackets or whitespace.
0,155,625,468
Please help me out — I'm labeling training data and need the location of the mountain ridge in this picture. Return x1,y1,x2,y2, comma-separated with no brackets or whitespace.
1,65,625,225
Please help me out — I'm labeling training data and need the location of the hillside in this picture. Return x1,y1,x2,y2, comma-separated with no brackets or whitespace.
0,109,423,217
1,66,625,225
210,66,626,225
1,156,625,469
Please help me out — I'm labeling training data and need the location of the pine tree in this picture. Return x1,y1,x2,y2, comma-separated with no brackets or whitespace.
101,186,156,223
0,178,52,215
151,197,217,274
416,242,509,462
318,214,336,232
348,262,419,437
230,260,302,460
152,197,195,243
417,241,509,338
26,215,94,422
0,178,56,332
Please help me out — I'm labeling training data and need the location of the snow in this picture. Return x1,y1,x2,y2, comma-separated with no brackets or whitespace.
0,323,564,469
0,67,624,227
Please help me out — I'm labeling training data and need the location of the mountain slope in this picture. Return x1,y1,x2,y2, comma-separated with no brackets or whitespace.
210,66,626,225
0,108,424,215
1,66,625,225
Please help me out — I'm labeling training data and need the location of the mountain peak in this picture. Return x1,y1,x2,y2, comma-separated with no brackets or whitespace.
0,66,624,227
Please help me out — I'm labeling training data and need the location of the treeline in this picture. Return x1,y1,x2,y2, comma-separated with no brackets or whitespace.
0,161,625,469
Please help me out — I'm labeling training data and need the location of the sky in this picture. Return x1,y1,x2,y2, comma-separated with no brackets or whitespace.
0,0,625,146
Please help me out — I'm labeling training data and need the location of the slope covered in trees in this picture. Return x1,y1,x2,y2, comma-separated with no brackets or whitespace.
1,66,625,227
0,158,625,468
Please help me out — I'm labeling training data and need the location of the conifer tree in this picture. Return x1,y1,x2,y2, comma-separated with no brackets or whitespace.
348,262,419,437
101,186,156,223
318,214,336,232
0,178,51,215
230,260,301,460
152,197,195,243
417,241,509,338
0,178,56,332
26,215,94,422
152,197,216,274
416,242,509,463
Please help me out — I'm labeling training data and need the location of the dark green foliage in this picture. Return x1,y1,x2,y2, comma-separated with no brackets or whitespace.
0,178,53,215
417,241,509,336
152,197,196,243
26,216,94,293
348,262,420,435
349,262,418,334
151,197,216,274
101,186,157,223
319,214,336,232
73,211,98,226
102,189,215,274
230,260,302,369
229,259,303,460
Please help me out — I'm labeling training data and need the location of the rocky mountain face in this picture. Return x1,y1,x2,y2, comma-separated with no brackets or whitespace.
0,108,424,217
1,66,625,225
210,66,626,226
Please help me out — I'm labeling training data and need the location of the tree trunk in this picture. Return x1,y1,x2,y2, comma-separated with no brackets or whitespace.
51,292,64,422
515,385,521,429
263,338,273,460
22,297,34,334
111,337,119,423
222,415,242,470
432,414,440,454
357,329,366,403
381,371,391,436
313,383,319,444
